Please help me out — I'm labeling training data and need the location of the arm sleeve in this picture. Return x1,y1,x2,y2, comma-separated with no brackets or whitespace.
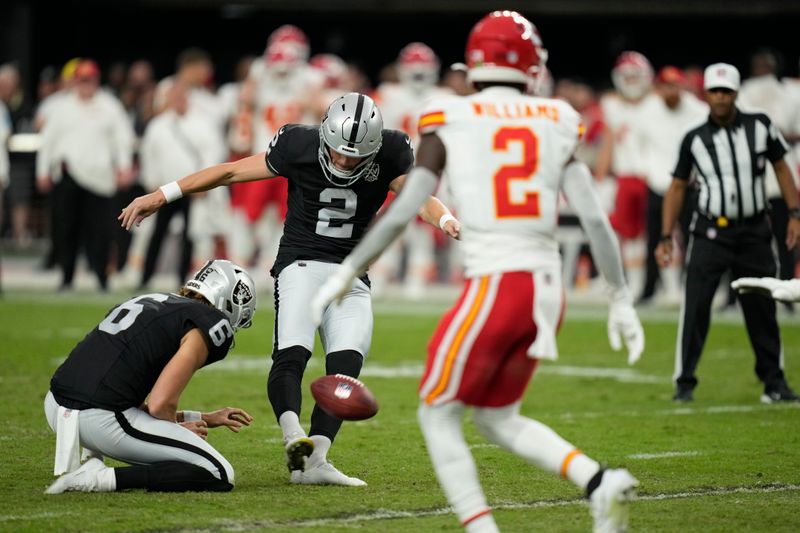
344,166,439,273
265,125,290,176
561,160,627,294
183,306,233,365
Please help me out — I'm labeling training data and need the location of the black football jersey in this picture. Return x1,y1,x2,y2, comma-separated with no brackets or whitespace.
266,124,414,277
50,294,233,411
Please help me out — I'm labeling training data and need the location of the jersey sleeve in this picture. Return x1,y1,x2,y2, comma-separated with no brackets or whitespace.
672,132,695,181
761,114,789,162
264,124,295,176
417,98,452,135
183,304,234,365
382,130,415,177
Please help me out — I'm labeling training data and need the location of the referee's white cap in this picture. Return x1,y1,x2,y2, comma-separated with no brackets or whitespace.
704,63,740,91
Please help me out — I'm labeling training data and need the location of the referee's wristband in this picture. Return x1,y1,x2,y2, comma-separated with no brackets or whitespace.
659,235,672,243
439,213,457,231
159,181,183,203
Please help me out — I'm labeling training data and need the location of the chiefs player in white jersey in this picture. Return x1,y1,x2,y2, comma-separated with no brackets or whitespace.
313,11,645,533
228,27,324,272
373,43,455,298
596,51,654,297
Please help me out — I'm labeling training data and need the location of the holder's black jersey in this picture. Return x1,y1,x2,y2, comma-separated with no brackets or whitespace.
266,124,414,277
50,294,233,411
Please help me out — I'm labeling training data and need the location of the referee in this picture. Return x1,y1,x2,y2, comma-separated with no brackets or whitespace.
656,63,800,403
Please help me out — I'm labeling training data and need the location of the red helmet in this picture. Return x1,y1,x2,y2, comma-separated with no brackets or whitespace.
265,41,303,73
266,24,310,61
611,51,653,99
466,11,548,86
310,53,348,89
397,42,440,86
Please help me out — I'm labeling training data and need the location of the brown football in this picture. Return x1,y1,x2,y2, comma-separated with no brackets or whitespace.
310,374,379,421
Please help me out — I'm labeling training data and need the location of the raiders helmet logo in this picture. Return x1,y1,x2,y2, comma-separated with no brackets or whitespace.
233,280,253,305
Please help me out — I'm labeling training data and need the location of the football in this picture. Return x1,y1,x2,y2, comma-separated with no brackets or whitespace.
310,374,379,421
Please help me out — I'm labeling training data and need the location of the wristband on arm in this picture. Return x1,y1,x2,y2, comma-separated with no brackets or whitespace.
439,213,457,230
181,410,202,423
159,181,183,203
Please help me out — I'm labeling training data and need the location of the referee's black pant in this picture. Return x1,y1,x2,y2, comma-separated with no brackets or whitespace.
675,213,785,393
140,196,192,288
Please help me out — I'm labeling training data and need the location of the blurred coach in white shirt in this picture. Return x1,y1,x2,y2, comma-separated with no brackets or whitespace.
636,66,708,304
139,80,227,288
36,59,134,290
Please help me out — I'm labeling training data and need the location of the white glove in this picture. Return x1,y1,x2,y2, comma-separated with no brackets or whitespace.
732,277,800,303
607,292,645,365
311,262,358,327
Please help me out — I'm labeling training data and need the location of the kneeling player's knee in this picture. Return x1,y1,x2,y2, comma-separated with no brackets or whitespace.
325,350,363,378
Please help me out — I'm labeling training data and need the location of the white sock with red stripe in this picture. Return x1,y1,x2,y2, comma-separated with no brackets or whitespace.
473,403,600,489
418,402,498,532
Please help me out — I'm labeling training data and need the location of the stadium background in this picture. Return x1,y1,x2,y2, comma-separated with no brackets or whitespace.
2,0,800,95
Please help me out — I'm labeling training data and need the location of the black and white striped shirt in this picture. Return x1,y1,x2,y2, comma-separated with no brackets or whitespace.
673,109,789,219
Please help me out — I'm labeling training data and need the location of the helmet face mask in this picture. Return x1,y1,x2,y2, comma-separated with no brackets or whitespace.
182,260,257,332
318,92,383,187
397,42,440,89
466,10,548,89
612,51,653,100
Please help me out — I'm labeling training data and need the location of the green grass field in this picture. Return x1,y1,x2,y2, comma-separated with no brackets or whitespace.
1,292,799,532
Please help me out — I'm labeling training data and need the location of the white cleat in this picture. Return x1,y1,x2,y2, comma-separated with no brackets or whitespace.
590,468,639,533
290,461,367,487
45,458,109,494
285,436,315,472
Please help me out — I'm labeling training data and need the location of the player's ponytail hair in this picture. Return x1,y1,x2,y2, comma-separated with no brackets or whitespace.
178,287,213,307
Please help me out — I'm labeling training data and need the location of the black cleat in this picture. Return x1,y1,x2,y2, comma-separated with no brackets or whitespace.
761,383,800,404
672,387,694,403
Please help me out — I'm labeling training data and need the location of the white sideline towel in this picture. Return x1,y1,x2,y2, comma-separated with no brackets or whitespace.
54,406,81,475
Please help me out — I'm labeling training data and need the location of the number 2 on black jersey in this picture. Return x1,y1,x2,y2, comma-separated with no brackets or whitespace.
316,188,357,238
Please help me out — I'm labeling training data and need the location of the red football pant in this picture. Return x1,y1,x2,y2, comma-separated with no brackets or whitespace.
420,271,563,408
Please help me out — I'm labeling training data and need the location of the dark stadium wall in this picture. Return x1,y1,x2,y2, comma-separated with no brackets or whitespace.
3,2,799,95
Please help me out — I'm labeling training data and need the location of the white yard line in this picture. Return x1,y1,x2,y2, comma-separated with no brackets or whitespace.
196,358,666,384
627,451,702,460
194,483,800,530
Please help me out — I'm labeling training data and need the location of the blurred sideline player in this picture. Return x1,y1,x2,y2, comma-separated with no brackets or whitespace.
44,260,256,494
229,26,324,274
595,51,654,297
310,53,351,120
119,93,459,486
372,43,455,298
313,11,644,532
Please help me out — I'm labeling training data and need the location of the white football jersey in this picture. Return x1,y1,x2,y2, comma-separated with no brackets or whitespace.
419,86,583,277
376,83,453,147
251,66,322,153
600,93,648,177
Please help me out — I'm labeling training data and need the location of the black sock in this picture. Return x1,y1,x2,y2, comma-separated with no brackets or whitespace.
309,350,364,442
115,462,232,492
267,346,312,421
586,469,605,498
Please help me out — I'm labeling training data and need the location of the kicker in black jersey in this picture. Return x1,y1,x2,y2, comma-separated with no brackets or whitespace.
50,293,233,411
265,124,414,277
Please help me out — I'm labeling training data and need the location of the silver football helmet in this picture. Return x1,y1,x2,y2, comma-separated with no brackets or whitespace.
318,92,383,187
183,260,257,331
